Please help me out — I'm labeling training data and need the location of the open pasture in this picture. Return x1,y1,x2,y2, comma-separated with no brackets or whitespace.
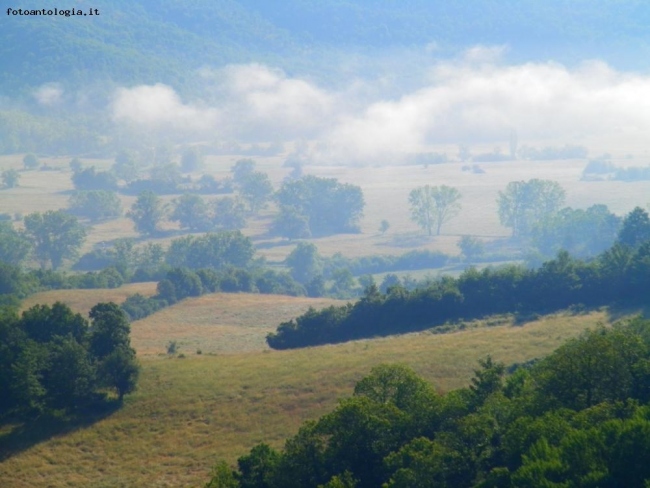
129,292,347,356
0,306,611,488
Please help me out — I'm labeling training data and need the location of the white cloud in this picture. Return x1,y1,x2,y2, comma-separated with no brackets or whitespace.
112,83,219,132
110,52,650,162
34,83,63,106
322,56,650,162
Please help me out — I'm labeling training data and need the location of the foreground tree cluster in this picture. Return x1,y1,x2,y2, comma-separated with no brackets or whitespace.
209,318,650,487
0,302,139,419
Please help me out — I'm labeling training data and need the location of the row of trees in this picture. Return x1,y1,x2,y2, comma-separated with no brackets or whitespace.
209,318,650,487
266,207,650,349
407,179,566,238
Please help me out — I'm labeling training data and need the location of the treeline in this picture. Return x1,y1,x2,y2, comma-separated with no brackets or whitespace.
267,207,650,349
120,267,305,321
582,157,650,182
0,302,138,420
323,249,449,277
208,318,650,487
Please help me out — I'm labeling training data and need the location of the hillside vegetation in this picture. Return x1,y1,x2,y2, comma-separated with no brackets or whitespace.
0,307,606,487
4,0,650,100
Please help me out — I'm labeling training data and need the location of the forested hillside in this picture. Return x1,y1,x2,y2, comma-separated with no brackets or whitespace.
3,0,650,100
211,319,650,487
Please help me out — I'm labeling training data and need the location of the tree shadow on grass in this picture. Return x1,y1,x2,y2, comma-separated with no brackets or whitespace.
377,232,432,249
606,303,650,323
0,399,122,462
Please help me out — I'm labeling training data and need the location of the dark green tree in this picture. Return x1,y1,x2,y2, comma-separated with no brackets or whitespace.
231,158,256,184
618,206,650,248
285,242,323,284
213,197,247,230
2,169,20,188
271,206,311,239
69,157,83,173
239,171,274,213
237,443,281,488
23,153,39,169
150,163,182,188
165,232,255,270
68,190,122,221
181,146,204,172
205,461,240,488
88,303,139,401
531,204,621,259
498,179,565,238
20,302,88,344
99,346,139,401
128,190,166,235
88,302,132,359
409,185,462,236
112,150,139,183
43,337,96,410
171,193,211,231
275,176,364,236
24,210,87,269
72,166,119,191
0,221,31,265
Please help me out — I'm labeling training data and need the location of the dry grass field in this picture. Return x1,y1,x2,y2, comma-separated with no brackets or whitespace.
130,293,347,356
20,282,158,317
3,152,650,264
0,305,613,488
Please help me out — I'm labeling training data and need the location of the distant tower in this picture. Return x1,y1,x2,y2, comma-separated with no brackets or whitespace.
509,129,518,160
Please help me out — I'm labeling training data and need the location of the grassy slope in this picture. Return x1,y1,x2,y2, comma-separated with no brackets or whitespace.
0,303,612,487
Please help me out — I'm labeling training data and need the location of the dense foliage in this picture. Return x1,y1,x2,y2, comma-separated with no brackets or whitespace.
0,301,138,419
165,232,255,270
24,210,87,270
498,179,566,238
528,204,621,262
210,318,650,487
274,176,365,237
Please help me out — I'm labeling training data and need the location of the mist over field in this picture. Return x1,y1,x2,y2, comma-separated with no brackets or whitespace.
22,49,650,165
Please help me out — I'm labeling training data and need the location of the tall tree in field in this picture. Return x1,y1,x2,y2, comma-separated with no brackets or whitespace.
170,193,210,231
24,210,87,269
127,191,166,235
89,303,139,401
497,179,566,238
0,222,31,266
275,176,365,236
2,169,20,188
23,153,39,170
409,185,462,236
239,171,274,213
231,158,256,185
180,146,204,172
